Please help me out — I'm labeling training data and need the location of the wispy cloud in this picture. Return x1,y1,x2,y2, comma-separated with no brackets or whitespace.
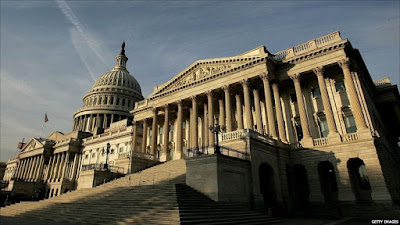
70,27,97,81
55,0,107,65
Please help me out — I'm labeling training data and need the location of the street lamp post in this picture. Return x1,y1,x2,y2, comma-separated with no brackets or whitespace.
209,117,225,154
104,142,111,170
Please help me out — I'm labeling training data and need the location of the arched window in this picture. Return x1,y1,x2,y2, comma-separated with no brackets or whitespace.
122,98,126,106
116,98,120,105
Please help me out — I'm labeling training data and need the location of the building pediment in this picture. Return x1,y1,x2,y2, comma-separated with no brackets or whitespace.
149,46,270,98
20,138,44,153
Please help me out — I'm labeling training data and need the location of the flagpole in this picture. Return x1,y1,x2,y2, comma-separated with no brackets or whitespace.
40,121,45,139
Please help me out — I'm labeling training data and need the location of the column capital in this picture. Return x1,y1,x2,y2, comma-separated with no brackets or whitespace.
260,72,271,81
289,73,302,83
164,104,169,110
240,79,249,87
338,58,350,69
152,107,158,114
176,100,183,106
222,84,230,92
312,67,325,76
252,88,259,95
271,82,279,89
206,90,213,97
190,95,197,102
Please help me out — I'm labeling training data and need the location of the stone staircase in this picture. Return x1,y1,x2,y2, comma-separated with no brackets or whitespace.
0,159,278,224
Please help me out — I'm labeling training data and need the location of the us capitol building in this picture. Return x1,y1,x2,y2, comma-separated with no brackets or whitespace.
2,31,400,220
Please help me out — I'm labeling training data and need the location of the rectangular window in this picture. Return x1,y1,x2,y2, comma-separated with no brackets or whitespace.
312,87,321,98
335,81,346,92
319,119,329,137
344,114,357,133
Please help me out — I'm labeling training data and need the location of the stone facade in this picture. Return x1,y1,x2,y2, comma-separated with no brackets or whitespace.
3,32,400,216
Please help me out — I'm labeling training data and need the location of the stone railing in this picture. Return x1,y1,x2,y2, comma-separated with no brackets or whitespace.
273,31,342,61
118,151,130,159
342,133,359,142
220,130,246,142
373,77,391,86
219,129,275,145
83,126,131,144
313,137,329,146
131,151,156,160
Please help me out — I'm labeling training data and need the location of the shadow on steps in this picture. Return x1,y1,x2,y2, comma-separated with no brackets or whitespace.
1,175,186,225
175,184,281,225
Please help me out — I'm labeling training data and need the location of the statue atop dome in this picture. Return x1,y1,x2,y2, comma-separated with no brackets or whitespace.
121,41,125,55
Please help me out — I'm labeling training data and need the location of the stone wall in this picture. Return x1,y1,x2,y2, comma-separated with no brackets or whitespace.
186,154,252,206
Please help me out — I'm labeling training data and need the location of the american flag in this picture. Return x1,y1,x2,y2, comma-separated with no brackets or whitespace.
44,113,49,123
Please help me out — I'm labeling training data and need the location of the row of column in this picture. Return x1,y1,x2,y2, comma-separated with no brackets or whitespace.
73,114,126,132
13,155,44,182
133,72,289,159
132,58,368,158
290,59,367,142
43,151,71,182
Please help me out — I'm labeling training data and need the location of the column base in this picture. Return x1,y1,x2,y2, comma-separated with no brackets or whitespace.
174,151,186,160
159,153,171,162
328,132,342,144
300,137,313,148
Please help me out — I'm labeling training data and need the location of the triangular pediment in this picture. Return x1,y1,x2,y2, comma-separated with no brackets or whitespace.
47,131,64,142
21,138,44,153
150,46,268,98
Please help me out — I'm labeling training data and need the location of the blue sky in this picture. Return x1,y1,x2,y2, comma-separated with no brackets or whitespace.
1,1,399,161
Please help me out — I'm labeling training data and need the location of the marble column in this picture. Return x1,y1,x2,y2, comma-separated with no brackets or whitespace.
261,73,277,138
61,152,69,180
161,105,170,161
203,103,208,147
57,153,65,180
45,156,54,180
25,158,32,180
151,108,158,155
28,156,37,181
103,114,107,129
132,121,138,152
223,85,233,132
241,79,253,129
21,159,28,179
235,94,244,130
291,74,312,142
253,89,263,134
338,59,368,130
191,96,198,150
36,155,44,182
218,99,225,128
176,100,184,158
272,83,288,142
313,67,339,136
70,154,79,181
207,91,215,147
141,119,148,153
